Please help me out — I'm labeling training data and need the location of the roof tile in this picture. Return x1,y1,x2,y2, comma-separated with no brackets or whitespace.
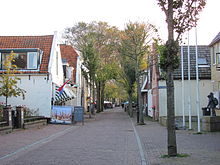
172,45,211,80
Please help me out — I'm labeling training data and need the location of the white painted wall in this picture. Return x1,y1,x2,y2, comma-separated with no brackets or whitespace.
0,75,52,117
48,33,64,86
0,32,65,118
75,55,83,106
147,90,153,117
159,80,212,117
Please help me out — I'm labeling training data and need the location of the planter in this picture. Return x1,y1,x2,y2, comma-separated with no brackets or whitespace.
215,109,220,116
0,125,12,135
3,106,12,127
23,119,47,129
202,116,220,132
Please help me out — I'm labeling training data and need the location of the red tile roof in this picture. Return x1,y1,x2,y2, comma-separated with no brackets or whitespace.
60,44,79,83
0,35,54,73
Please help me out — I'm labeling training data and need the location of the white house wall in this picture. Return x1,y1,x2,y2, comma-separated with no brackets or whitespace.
48,32,64,86
0,75,52,118
159,80,212,117
75,56,83,106
147,90,153,117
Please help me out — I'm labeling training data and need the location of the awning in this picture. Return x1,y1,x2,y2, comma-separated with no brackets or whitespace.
54,86,76,103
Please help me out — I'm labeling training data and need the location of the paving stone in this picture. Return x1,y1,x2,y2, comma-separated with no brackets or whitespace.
0,107,219,165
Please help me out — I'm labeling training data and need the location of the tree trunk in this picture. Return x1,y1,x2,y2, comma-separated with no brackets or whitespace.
138,77,144,124
128,93,132,116
89,83,92,118
167,0,174,41
6,96,8,106
166,67,177,156
96,81,101,113
100,81,105,112
166,0,177,157
92,81,96,103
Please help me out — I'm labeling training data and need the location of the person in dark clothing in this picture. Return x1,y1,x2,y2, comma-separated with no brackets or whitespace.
207,92,218,116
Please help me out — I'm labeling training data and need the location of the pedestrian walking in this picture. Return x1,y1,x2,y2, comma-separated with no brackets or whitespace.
207,92,218,116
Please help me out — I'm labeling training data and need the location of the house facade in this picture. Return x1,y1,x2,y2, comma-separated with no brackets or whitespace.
0,33,64,118
59,44,88,109
209,32,220,100
143,45,212,121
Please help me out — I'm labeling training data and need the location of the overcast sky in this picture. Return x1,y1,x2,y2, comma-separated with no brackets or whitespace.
0,0,219,45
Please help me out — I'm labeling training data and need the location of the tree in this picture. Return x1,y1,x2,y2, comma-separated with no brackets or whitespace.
118,48,136,116
81,38,98,117
104,80,127,103
90,22,120,112
157,0,206,156
119,22,156,124
64,21,120,113
0,51,26,106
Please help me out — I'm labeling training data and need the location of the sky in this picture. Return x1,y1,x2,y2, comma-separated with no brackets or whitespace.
0,0,219,45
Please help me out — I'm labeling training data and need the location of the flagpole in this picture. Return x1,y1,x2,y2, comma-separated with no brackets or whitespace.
187,31,192,130
195,25,201,133
194,0,201,133
181,45,185,128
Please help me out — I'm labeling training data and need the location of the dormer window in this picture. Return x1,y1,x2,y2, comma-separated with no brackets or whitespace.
198,57,210,68
0,49,42,70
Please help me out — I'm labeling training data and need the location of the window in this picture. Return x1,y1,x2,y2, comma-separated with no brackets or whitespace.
217,43,220,64
217,53,220,64
198,57,210,68
0,49,40,70
213,46,216,65
198,58,207,65
28,52,38,69
12,53,27,69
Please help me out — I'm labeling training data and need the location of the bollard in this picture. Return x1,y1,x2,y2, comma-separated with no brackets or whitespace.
16,106,24,128
3,106,12,127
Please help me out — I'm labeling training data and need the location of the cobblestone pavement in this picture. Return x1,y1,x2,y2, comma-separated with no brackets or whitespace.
0,108,140,165
132,112,220,165
0,107,220,165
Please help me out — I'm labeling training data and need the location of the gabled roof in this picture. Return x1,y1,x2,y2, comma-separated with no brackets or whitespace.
0,35,54,73
60,44,79,83
172,45,211,80
209,32,220,47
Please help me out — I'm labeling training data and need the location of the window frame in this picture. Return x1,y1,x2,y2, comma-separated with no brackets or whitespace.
217,53,220,65
0,49,41,70
213,46,216,65
27,52,38,69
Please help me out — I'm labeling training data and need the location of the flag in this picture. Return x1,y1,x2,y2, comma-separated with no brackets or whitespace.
57,80,70,95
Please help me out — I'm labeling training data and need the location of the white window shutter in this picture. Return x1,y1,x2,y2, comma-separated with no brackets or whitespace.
27,52,38,69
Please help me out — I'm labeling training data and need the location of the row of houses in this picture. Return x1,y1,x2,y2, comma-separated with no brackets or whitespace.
0,32,89,118
141,32,220,123
1,31,219,122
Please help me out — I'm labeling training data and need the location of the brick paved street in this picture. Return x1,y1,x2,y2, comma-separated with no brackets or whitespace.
134,116,220,165
0,107,220,165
